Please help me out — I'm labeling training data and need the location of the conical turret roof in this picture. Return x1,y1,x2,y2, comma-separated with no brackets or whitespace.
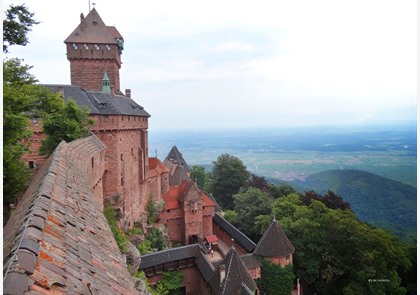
254,220,295,257
220,244,257,295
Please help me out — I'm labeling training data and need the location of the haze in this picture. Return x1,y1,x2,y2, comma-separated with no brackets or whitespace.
3,0,417,131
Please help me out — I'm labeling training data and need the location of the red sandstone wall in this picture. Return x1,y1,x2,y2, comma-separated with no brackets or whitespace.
268,255,293,267
213,224,247,256
202,215,213,237
148,267,211,295
182,267,211,295
91,114,150,227
67,42,121,91
21,120,47,173
161,209,183,243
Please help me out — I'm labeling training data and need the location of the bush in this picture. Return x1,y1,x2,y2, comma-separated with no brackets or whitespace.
104,206,128,253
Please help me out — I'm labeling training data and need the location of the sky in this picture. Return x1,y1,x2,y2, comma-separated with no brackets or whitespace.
3,0,417,131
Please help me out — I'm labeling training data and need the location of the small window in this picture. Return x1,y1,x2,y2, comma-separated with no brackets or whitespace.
121,177,124,186
91,158,94,168
28,161,35,169
131,148,134,155
121,116,124,121
128,116,130,121
120,153,123,161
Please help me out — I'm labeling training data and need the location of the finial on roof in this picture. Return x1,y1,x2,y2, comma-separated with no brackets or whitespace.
80,13,85,22
230,238,235,249
273,212,276,221
102,70,111,94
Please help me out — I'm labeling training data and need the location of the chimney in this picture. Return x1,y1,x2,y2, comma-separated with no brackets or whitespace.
110,86,115,98
125,89,131,98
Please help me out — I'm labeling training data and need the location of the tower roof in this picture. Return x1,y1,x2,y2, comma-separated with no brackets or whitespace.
64,8,123,44
253,220,295,257
219,245,257,295
163,146,190,185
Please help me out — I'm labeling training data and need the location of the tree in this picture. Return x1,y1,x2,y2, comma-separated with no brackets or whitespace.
3,58,38,223
208,154,250,210
246,174,270,192
257,260,295,295
257,195,412,294
233,187,272,241
267,182,297,199
3,4,39,53
190,165,208,189
40,99,93,155
300,190,352,211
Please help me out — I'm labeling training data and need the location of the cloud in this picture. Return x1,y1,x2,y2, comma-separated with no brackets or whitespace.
4,0,416,131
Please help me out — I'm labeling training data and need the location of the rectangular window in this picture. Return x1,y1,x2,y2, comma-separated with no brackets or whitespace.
28,161,35,169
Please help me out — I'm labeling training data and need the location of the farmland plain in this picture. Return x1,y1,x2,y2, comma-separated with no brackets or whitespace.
149,125,417,187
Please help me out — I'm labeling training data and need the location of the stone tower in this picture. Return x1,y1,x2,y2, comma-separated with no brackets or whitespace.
64,8,124,92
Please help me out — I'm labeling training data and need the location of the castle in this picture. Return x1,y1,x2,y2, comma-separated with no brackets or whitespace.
4,8,295,295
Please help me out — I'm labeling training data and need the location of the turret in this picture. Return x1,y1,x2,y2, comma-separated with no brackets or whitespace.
64,8,124,92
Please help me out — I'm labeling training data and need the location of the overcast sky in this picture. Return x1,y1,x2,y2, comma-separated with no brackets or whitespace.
4,0,417,131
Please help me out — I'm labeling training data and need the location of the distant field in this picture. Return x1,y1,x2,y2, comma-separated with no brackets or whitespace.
149,126,417,187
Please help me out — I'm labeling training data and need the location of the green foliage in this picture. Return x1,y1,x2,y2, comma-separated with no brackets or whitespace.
147,227,168,251
152,271,184,295
209,154,250,210
267,182,297,199
3,58,39,222
257,260,295,295
292,169,417,241
146,195,158,225
233,187,272,241
104,206,128,253
3,4,39,53
40,99,93,156
138,240,152,255
223,210,237,224
133,271,155,294
190,165,208,189
260,194,412,294
126,227,143,236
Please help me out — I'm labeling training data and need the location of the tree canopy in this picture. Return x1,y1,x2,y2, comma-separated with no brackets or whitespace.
40,99,92,155
232,187,272,242
3,4,39,53
208,154,250,210
256,193,412,294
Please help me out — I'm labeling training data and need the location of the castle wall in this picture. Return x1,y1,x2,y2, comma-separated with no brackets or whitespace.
21,120,47,173
147,267,211,295
160,209,183,243
91,114,150,227
267,255,293,268
213,224,248,256
202,214,213,238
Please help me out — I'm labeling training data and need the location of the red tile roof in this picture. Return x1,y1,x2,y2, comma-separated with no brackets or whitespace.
148,157,169,178
162,180,215,210
205,235,218,244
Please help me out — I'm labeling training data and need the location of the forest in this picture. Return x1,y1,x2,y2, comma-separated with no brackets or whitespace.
191,154,417,295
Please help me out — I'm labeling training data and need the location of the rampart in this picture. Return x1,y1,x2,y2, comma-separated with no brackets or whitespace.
3,134,140,294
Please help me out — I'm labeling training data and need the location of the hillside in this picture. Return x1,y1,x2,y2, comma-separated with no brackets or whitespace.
290,169,416,242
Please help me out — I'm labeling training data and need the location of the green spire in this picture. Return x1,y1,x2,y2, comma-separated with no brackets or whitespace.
102,70,111,94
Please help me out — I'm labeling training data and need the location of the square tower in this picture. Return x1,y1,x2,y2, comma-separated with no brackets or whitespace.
64,8,124,92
